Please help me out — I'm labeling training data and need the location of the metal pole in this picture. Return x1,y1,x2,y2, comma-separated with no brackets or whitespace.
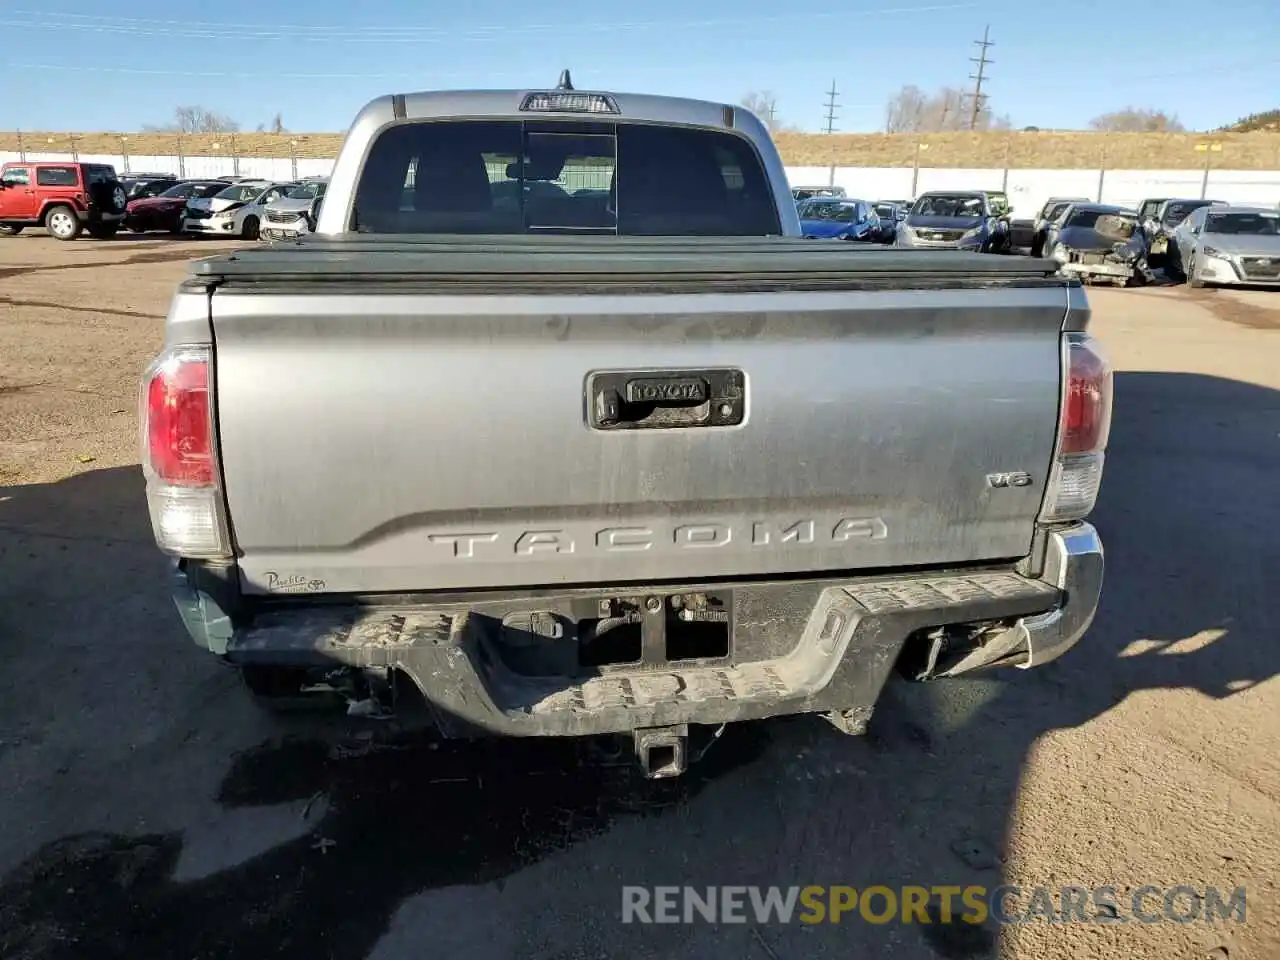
967,25,994,131
231,134,240,176
69,134,79,162
823,80,839,187
120,136,130,174
911,143,928,197
1001,138,1011,193
1196,142,1222,200
290,139,299,180
1096,146,1106,203
177,134,186,178
16,130,25,162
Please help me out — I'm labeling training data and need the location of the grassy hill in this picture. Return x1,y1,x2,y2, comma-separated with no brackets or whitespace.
3,129,1280,170
1220,110,1280,133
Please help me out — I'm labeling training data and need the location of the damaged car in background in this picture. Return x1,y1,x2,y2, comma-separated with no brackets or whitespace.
1011,196,1088,254
1028,196,1090,258
1137,197,1223,266
1044,204,1149,286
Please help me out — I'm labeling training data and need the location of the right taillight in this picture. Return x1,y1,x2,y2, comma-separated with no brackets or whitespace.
140,345,231,558
1040,333,1112,523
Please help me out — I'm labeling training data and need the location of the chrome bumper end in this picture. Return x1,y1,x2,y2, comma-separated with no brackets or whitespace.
1015,522,1104,668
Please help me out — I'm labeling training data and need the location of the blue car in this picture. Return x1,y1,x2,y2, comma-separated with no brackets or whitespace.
797,197,880,241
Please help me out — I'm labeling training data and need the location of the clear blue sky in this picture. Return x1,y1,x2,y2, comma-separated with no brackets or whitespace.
3,0,1278,133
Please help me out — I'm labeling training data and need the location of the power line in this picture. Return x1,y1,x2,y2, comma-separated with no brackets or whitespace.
966,24,993,131
2,4,979,43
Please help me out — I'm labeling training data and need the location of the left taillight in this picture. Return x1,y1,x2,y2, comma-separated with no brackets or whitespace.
140,345,231,557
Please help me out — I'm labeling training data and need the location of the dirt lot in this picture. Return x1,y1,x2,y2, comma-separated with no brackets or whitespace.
1,236,1278,960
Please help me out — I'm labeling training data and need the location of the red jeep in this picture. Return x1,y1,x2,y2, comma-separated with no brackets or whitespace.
0,162,129,240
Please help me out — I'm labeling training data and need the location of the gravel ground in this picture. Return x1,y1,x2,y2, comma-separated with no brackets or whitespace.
1,236,1278,960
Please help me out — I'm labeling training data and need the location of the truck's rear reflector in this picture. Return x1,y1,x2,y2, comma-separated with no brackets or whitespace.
140,346,231,557
1041,334,1112,523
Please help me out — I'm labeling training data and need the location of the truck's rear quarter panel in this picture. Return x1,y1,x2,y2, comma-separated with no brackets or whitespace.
199,242,1068,596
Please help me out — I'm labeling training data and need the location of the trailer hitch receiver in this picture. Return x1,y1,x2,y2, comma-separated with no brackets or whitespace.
633,724,688,779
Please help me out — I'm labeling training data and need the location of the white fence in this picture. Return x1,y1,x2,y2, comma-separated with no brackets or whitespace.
4,151,1280,219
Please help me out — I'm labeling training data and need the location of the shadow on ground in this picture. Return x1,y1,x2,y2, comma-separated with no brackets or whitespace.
0,371,1276,959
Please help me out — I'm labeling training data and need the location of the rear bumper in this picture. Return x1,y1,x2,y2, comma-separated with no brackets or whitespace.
1010,523,1103,668
171,522,1103,736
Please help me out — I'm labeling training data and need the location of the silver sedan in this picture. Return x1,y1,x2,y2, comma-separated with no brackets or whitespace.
1168,205,1280,287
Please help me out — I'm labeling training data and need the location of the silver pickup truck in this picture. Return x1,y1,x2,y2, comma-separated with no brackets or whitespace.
141,79,1110,778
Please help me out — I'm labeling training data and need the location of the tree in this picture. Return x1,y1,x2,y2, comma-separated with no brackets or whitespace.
1220,109,1280,132
1089,108,1186,133
142,105,240,134
740,91,783,132
255,113,288,134
884,85,1011,133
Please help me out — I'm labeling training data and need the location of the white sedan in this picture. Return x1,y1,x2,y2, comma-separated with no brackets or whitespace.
183,180,296,239
1168,205,1280,287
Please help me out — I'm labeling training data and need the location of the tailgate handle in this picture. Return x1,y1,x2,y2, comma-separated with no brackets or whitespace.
587,368,745,431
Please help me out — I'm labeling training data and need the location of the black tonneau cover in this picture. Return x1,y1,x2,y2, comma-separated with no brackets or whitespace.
189,236,1064,293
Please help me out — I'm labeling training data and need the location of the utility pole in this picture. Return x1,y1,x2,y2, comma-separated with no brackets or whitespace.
823,80,840,186
1195,141,1223,200
967,24,994,131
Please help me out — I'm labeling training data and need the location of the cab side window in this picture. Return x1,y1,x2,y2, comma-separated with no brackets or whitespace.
2,166,31,186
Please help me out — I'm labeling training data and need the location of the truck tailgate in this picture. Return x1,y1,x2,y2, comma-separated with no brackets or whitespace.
198,239,1069,595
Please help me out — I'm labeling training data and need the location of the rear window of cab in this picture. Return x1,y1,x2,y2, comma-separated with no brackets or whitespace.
350,119,781,236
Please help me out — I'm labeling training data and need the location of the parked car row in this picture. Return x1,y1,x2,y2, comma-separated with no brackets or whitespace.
795,190,1013,253
1030,196,1279,288
0,160,328,241
791,182,1279,291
